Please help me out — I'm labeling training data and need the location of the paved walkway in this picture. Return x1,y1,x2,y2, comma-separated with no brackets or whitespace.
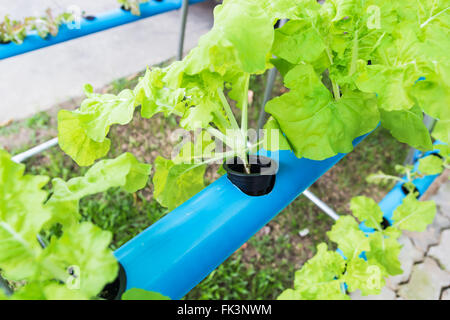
352,171,450,300
0,0,215,123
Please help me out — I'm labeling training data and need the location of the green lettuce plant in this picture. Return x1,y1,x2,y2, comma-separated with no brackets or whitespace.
118,0,150,16
4,0,448,300
57,0,449,211
418,144,449,176
0,149,152,299
0,10,75,44
278,194,436,300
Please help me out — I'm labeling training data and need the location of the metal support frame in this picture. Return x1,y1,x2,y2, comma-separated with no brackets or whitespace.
256,67,278,132
302,189,340,221
256,19,287,133
11,138,58,163
177,0,190,60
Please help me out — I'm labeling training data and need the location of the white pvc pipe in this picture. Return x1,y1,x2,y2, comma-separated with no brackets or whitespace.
11,137,58,163
303,189,340,221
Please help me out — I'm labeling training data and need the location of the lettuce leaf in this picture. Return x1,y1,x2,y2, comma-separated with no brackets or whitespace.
46,153,151,227
393,194,436,232
350,196,383,229
0,149,50,280
266,63,379,160
153,156,206,211
327,216,370,259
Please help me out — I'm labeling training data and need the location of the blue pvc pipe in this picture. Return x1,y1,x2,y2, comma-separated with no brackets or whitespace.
114,133,369,299
0,0,205,60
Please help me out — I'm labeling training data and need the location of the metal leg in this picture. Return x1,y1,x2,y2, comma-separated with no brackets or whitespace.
303,189,340,221
404,115,437,165
177,0,189,61
257,67,278,131
257,19,288,132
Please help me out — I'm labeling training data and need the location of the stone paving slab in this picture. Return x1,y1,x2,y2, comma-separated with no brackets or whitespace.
397,258,450,300
431,181,450,220
350,287,396,300
428,229,450,272
442,288,450,300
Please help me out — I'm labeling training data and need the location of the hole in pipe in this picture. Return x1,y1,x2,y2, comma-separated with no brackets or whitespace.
401,183,420,199
83,15,96,21
381,217,391,230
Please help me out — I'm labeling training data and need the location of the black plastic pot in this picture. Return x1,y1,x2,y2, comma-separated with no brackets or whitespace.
99,262,127,300
223,155,278,196
401,183,420,198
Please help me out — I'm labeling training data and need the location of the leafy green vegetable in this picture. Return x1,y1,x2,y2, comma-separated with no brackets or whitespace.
117,0,150,16
365,231,402,276
379,106,433,151
278,243,347,300
342,257,384,296
418,155,444,175
0,9,75,44
153,156,206,211
46,152,151,227
327,216,369,259
350,196,383,229
134,68,186,119
121,288,170,300
0,149,150,300
57,0,448,213
281,181,437,300
393,194,436,232
265,63,379,160
433,120,450,144
40,222,118,298
57,110,111,167
0,149,50,280
58,85,137,166
262,117,291,151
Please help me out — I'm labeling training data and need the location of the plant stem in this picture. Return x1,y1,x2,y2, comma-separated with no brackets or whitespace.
331,80,341,100
217,88,240,131
206,127,235,149
420,7,450,28
324,47,341,100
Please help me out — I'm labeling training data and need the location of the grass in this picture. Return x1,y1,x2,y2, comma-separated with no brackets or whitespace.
1,65,409,300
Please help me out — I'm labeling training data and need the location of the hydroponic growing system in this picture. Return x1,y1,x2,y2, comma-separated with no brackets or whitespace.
1,0,448,300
